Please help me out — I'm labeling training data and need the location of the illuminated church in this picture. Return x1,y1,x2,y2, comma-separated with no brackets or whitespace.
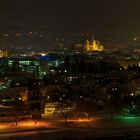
84,39,104,52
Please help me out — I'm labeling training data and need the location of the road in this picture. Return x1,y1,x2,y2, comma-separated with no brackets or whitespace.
1,118,140,139
0,126,138,140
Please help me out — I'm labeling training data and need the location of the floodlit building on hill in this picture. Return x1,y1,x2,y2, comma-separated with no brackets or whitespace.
84,39,104,52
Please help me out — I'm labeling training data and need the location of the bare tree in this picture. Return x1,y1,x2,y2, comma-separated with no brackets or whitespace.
58,104,73,122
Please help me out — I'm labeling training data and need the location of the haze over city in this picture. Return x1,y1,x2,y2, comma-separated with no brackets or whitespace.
1,0,140,39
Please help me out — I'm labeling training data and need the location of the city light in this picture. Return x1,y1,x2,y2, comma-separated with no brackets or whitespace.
0,1,140,139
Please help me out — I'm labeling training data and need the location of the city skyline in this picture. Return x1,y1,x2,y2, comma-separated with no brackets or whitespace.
0,1,140,139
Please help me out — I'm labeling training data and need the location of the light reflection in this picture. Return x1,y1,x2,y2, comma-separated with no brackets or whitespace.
19,121,48,127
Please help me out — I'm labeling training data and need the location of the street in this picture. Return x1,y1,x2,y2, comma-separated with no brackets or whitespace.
1,117,140,139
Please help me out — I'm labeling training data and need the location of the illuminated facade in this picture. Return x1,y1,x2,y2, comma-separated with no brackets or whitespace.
0,49,8,58
84,39,104,52
20,90,28,102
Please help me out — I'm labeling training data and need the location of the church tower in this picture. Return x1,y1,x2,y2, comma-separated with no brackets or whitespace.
84,38,104,52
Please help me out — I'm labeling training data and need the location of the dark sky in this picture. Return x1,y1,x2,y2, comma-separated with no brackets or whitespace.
1,0,140,37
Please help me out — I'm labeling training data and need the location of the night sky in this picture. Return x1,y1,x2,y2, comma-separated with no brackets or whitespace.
1,0,140,37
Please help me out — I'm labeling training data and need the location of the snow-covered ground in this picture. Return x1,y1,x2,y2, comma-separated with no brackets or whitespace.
1,116,140,140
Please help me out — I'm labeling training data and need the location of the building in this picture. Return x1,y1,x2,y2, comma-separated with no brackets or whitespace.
0,49,8,58
84,39,104,52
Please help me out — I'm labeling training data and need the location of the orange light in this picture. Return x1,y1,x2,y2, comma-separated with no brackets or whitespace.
76,119,94,122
